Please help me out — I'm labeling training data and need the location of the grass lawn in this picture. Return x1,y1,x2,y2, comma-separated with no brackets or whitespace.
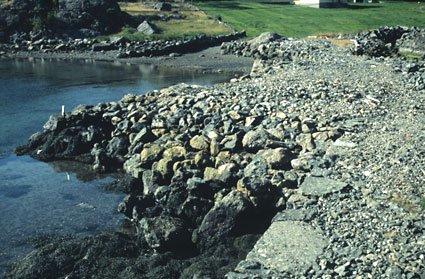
117,2,232,41
196,1,425,37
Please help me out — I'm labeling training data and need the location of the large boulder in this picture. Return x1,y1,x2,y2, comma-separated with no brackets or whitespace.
193,190,255,248
248,32,283,48
139,215,191,252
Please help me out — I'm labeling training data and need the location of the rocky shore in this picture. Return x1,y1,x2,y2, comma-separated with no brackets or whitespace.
0,31,246,59
6,27,425,278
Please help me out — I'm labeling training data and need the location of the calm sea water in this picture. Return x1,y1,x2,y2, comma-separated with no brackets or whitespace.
0,58,233,276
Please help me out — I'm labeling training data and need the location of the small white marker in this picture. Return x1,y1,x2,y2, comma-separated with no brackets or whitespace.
61,105,65,116
66,172,70,181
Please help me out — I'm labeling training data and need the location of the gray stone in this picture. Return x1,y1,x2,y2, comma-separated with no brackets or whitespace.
248,32,283,49
245,221,327,274
190,135,210,151
137,21,157,35
299,176,348,197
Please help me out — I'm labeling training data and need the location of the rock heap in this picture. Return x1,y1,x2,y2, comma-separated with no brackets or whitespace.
9,30,425,278
352,26,425,58
0,31,246,57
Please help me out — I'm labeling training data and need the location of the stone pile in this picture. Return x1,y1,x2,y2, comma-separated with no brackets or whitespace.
9,30,425,278
352,26,425,58
0,31,246,58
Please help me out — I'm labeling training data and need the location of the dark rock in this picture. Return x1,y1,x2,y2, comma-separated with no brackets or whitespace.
56,0,129,34
0,0,131,36
92,42,116,51
139,215,192,252
5,233,139,279
154,2,172,11
106,136,129,161
194,190,255,249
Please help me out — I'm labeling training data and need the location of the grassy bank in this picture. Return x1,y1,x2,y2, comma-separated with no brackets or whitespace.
196,1,425,37
117,2,232,41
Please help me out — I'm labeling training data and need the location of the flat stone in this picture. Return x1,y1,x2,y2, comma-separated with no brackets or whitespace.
299,176,347,197
245,221,327,274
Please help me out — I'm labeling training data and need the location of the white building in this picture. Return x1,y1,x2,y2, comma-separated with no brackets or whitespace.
294,0,347,8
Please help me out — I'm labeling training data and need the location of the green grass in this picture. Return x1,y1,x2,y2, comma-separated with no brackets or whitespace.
196,1,425,37
115,2,231,41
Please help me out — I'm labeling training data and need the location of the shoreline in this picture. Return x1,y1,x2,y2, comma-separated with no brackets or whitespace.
0,46,254,75
5,28,425,278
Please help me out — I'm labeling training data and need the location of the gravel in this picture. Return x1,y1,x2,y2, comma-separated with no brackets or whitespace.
7,28,425,278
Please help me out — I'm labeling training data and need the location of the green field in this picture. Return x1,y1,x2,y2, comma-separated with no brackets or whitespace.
196,1,425,37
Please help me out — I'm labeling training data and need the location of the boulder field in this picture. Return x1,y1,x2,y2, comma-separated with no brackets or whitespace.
7,28,425,278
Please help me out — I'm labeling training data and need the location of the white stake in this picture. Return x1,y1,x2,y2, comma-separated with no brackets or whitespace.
61,105,65,116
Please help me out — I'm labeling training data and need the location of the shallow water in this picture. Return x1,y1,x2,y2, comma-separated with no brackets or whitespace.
0,58,233,276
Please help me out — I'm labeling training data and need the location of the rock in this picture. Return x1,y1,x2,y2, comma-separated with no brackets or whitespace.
106,136,129,160
257,148,291,169
137,21,157,35
154,2,172,11
248,32,283,48
54,43,66,51
123,154,143,178
204,163,237,185
56,0,128,34
163,146,187,161
153,157,174,180
242,129,277,152
194,190,254,247
244,156,268,177
236,176,272,203
271,170,298,188
142,169,161,195
189,135,210,151
139,215,191,251
194,151,213,168
132,126,155,145
91,43,116,51
398,29,425,57
140,144,163,166
221,133,242,151
43,115,64,131
243,221,327,274
299,176,348,197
